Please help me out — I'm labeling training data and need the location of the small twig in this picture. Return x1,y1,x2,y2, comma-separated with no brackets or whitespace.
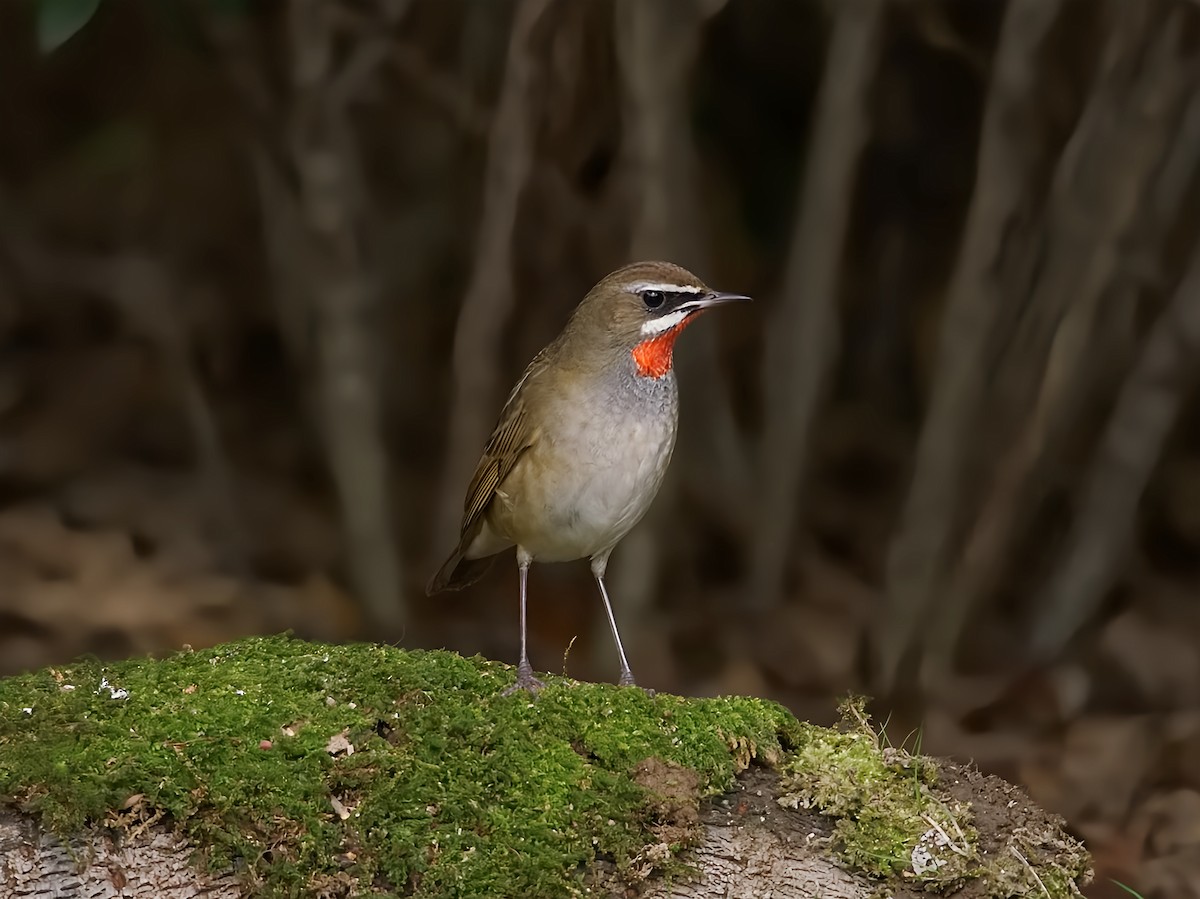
928,794,971,850
919,812,971,857
843,697,874,738
125,807,165,842
562,635,578,678
1010,845,1052,898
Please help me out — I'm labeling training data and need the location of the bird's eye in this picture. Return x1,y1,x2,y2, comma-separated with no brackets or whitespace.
642,290,665,309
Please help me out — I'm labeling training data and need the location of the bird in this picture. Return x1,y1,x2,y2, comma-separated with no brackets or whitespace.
427,260,750,693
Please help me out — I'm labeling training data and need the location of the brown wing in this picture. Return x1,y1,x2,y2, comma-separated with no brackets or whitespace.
460,387,536,537
426,355,543,594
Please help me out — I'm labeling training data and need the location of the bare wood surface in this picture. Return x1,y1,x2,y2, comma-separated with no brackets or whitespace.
0,805,869,899
641,771,874,899
643,831,868,899
0,810,240,899
2,759,1087,899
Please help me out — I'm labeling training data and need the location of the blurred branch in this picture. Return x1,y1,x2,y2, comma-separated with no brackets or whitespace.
610,0,733,679
284,0,404,633
617,0,727,258
199,5,287,161
387,40,490,136
922,3,1196,686
904,0,988,76
748,0,885,609
200,7,311,364
1033,238,1200,659
435,0,552,546
617,0,753,524
1031,82,1200,661
877,0,1065,692
332,5,490,136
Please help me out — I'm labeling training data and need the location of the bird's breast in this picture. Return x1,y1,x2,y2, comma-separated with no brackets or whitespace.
488,374,679,562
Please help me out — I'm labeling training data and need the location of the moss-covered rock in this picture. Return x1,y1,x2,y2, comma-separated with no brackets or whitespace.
777,698,1092,898
0,635,796,896
0,636,1090,898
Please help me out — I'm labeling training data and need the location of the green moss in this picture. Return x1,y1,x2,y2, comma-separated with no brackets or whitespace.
779,700,974,886
778,699,1089,897
0,635,797,897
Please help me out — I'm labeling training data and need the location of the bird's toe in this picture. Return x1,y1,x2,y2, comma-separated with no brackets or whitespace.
503,661,546,696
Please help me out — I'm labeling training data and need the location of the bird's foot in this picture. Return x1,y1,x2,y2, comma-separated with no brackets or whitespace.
503,661,545,696
618,671,654,696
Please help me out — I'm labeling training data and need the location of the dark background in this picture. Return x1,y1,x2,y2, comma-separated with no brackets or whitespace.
3,1,1200,895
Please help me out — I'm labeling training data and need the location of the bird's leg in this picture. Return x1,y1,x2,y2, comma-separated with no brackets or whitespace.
504,549,544,695
591,556,637,687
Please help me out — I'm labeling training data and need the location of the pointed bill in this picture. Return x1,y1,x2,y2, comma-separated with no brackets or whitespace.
639,291,752,336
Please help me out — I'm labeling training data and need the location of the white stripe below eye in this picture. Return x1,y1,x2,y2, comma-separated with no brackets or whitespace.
626,281,705,294
640,309,691,336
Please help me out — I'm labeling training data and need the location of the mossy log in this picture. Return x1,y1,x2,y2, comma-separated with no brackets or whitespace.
0,636,1090,898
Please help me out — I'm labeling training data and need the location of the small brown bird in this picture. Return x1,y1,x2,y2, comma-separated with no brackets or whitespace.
428,260,750,693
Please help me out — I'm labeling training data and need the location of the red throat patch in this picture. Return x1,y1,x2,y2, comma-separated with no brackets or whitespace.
631,311,702,378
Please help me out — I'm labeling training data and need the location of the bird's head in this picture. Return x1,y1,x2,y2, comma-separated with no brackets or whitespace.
567,261,751,379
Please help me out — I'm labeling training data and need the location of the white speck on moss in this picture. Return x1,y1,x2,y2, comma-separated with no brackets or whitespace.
911,827,949,875
97,677,129,700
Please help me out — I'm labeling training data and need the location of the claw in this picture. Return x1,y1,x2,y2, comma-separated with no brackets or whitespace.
617,671,654,696
503,660,545,696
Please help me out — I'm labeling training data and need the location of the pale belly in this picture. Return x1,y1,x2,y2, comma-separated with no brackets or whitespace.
478,402,678,563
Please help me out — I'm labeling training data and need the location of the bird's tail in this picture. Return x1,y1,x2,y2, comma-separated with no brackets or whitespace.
426,548,497,594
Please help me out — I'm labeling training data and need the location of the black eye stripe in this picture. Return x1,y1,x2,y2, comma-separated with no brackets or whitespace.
638,288,700,309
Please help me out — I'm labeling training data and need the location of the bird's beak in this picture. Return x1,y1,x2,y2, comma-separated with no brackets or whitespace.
681,291,752,313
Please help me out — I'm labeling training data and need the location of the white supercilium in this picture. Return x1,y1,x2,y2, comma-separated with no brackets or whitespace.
626,282,704,295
